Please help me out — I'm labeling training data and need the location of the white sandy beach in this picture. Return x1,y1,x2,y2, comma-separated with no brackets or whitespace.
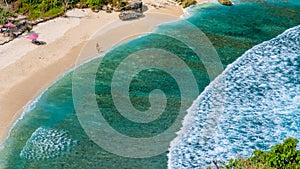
0,2,186,144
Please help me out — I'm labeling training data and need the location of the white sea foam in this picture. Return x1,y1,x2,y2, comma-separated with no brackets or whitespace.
168,25,300,168
20,127,77,160
181,2,216,19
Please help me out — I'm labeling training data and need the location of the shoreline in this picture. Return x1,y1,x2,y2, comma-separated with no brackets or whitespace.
0,3,186,146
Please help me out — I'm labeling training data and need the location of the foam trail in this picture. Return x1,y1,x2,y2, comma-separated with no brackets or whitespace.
168,25,300,168
20,127,77,160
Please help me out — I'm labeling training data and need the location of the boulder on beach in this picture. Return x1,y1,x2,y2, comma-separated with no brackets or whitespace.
119,11,143,20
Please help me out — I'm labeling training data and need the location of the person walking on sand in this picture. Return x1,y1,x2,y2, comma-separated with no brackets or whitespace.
96,42,101,54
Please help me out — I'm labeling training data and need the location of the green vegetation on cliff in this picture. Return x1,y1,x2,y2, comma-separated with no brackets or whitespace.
209,138,300,169
1,0,126,19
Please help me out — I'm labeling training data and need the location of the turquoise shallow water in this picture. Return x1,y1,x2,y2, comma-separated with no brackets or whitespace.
1,1,300,168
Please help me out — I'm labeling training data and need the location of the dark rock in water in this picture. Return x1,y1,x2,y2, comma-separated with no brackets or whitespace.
119,11,143,20
218,0,233,6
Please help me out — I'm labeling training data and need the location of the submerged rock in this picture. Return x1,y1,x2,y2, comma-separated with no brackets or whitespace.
218,0,233,6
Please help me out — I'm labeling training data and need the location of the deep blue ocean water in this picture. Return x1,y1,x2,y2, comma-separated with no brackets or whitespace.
1,1,300,168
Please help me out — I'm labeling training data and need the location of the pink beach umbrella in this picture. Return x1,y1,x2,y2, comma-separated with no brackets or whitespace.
4,22,15,28
0,25,3,29
28,34,38,40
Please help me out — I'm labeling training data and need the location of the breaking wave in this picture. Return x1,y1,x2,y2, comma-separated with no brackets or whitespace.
168,25,300,168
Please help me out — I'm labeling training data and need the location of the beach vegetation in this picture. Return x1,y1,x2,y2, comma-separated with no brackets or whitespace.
0,6,17,24
14,0,64,19
0,0,129,20
86,0,104,8
1,0,192,21
209,138,300,169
